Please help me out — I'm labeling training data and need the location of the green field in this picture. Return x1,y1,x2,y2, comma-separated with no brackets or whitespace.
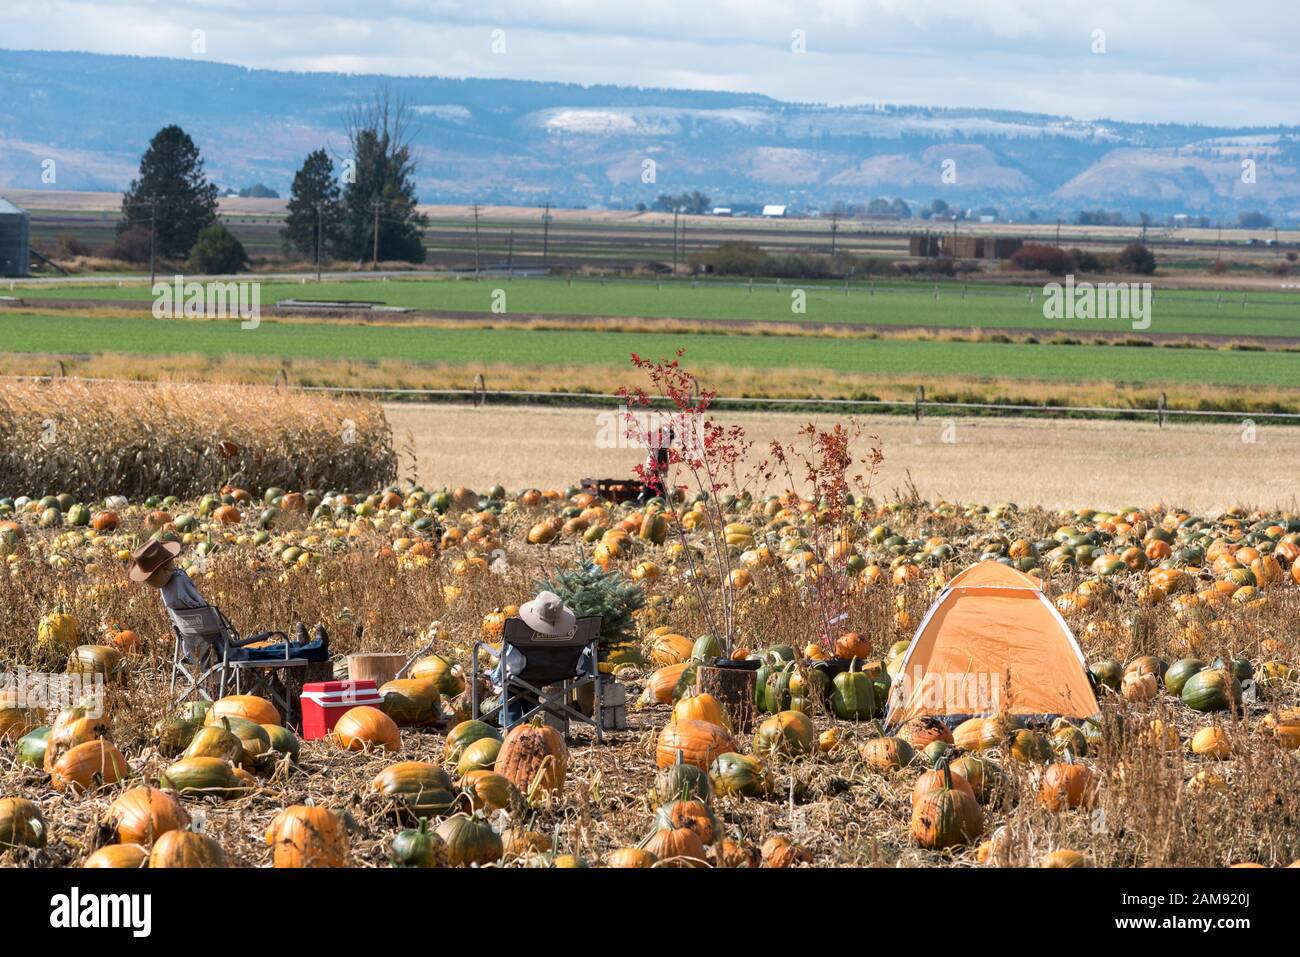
2,311,1295,387
16,276,1300,338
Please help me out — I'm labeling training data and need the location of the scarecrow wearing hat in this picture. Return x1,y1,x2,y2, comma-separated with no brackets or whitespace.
128,539,208,610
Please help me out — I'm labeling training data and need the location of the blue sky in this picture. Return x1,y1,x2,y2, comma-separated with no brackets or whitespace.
5,0,1298,126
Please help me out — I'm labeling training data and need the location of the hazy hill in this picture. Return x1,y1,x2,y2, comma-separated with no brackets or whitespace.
1,49,1297,221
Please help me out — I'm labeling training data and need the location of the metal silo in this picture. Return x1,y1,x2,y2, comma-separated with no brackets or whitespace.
0,197,31,277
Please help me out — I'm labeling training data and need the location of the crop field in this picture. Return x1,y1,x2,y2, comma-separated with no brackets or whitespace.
4,376,1300,871
3,310,1299,392
16,276,1300,339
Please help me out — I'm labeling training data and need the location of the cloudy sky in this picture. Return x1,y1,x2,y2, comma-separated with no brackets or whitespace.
6,0,1298,126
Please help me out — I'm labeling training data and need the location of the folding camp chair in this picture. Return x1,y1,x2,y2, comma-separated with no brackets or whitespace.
167,605,306,722
470,615,604,742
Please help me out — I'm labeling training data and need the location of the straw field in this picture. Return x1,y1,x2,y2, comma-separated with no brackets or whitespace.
0,378,396,500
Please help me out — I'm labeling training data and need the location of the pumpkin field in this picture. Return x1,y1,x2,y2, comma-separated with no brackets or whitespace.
4,372,1300,872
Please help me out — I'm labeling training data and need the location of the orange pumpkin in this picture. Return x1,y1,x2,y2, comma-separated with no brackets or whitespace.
834,632,871,660
107,787,190,845
265,805,350,868
208,695,280,728
333,706,401,752
1038,762,1099,811
606,847,657,868
52,740,128,793
656,719,737,771
84,844,148,868
110,629,142,654
495,721,567,798
148,829,227,868
761,835,813,868
672,693,729,730
913,766,976,807
898,716,955,750
645,828,707,866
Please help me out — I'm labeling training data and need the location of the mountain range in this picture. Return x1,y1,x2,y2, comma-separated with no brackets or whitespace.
1,49,1297,221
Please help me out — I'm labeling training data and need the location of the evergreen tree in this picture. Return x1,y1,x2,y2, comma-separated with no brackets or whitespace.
283,149,343,259
536,563,645,658
339,92,428,264
118,125,218,259
186,222,248,274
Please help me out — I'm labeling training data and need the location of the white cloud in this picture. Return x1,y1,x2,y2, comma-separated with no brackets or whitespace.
3,0,1298,125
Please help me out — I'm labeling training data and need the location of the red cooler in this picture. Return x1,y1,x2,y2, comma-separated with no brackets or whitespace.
301,680,383,740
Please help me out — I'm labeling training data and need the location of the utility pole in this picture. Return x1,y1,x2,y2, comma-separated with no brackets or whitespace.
471,203,481,275
148,199,157,288
371,200,381,271
506,229,514,273
672,207,680,271
541,200,551,266
315,204,323,283
679,207,686,266
830,209,839,256
1055,217,1061,248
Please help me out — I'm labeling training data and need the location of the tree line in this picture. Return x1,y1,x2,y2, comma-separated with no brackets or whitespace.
115,92,428,272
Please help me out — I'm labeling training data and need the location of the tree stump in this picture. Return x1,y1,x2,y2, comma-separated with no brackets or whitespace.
697,665,757,735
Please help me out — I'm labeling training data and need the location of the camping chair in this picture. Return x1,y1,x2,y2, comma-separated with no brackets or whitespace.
167,605,307,721
470,616,604,742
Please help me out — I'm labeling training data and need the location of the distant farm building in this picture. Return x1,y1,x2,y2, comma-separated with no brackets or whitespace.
0,198,31,277
710,207,733,216
910,233,1023,261
761,204,787,218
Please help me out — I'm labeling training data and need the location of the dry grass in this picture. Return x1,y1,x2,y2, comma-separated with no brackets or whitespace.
386,403,1300,514
0,378,396,500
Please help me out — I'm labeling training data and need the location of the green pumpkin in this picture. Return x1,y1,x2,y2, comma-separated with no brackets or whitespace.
922,740,954,769
17,726,50,768
1181,669,1241,713
1164,658,1206,697
0,797,47,849
443,720,502,763
183,720,244,766
221,715,273,771
262,724,300,765
709,752,772,797
690,634,720,661
752,711,816,758
390,819,448,868
154,717,203,758
831,668,877,720
1089,660,1123,692
762,662,797,715
455,737,501,775
654,760,713,806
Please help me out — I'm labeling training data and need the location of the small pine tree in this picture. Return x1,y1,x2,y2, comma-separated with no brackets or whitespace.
186,222,248,274
537,563,645,657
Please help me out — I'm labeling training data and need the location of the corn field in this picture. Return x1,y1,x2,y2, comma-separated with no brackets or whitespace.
0,378,396,499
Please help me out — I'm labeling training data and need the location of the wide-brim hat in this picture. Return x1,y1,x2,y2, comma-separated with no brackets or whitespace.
128,538,182,582
519,590,576,637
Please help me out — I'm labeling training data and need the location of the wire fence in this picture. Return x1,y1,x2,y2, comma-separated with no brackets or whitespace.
5,370,1299,424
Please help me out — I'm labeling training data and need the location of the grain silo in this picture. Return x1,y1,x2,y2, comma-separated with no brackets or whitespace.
0,197,31,277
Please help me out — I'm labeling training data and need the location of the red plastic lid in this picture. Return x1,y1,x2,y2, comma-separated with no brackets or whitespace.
303,680,377,693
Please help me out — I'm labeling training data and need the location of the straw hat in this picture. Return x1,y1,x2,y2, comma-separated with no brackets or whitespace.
519,590,576,637
128,538,181,583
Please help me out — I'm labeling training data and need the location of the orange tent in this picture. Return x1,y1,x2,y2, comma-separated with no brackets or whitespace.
886,561,1098,727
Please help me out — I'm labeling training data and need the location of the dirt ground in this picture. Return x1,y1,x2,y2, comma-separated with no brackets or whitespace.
384,403,1300,513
